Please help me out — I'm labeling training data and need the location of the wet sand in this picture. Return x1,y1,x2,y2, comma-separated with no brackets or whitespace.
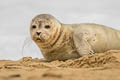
0,50,120,80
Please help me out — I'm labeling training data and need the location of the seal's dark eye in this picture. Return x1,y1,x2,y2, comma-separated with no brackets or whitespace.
32,25,36,29
45,25,50,29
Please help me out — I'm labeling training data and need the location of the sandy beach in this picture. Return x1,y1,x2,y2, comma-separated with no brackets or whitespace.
0,50,120,80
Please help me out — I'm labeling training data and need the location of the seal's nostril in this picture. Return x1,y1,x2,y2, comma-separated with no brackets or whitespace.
36,32,41,35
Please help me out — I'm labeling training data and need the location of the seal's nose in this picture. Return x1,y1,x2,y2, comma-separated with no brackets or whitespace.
36,32,41,35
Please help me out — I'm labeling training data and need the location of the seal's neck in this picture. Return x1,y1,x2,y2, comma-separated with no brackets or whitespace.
50,25,63,47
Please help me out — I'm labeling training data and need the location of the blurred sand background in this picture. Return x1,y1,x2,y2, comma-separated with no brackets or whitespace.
0,50,120,80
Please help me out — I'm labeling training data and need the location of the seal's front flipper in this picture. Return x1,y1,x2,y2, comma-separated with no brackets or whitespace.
73,31,94,56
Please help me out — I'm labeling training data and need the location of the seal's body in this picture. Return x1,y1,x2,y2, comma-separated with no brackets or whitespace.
30,14,120,61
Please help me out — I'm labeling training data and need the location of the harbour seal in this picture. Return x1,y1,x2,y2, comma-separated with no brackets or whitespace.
30,14,120,61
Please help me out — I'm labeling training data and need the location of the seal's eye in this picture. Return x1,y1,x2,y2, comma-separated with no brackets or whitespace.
45,25,50,29
32,25,36,29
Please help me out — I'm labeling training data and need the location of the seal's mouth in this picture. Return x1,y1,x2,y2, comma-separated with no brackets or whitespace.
37,38,41,40
36,38,42,41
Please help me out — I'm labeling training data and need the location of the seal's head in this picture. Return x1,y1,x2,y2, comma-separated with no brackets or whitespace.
30,14,61,44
